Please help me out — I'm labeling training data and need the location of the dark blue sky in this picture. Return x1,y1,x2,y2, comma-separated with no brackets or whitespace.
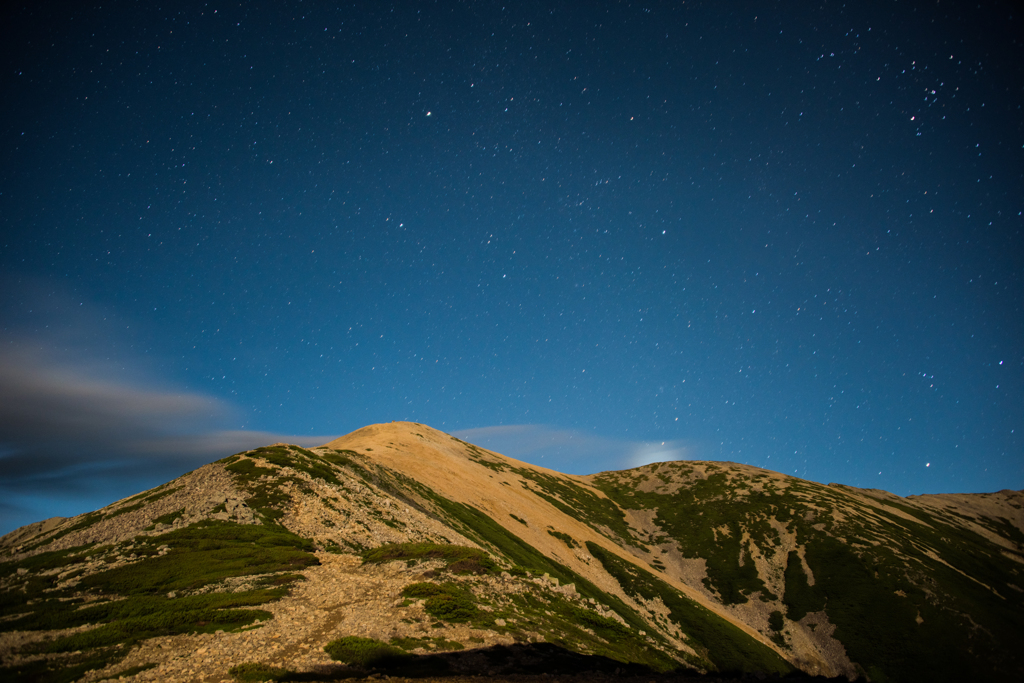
2,1,1021,534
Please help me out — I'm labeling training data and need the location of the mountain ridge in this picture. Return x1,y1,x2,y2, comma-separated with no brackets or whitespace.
2,421,1021,682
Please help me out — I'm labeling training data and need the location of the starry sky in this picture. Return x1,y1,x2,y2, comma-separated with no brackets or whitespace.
1,2,1022,535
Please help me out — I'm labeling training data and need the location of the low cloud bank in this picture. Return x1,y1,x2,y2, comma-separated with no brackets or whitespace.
0,341,335,535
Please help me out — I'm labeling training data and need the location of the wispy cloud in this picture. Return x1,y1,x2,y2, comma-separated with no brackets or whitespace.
0,289,338,535
453,424,695,475
0,341,336,482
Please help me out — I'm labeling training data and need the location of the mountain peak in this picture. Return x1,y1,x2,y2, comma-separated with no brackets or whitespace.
2,423,1021,682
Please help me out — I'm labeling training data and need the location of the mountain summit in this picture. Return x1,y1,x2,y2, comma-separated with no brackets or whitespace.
2,421,1022,682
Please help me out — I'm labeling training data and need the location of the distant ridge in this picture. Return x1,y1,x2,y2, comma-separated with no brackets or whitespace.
2,421,1021,682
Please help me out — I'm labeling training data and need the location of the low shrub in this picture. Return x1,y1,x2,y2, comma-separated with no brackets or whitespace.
229,662,290,681
390,635,464,651
324,636,407,668
570,605,631,638
363,542,497,575
547,529,578,548
401,582,478,622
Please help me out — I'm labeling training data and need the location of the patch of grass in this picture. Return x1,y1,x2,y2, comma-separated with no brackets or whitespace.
402,582,478,622
76,521,318,595
586,541,791,676
363,542,498,575
510,468,633,541
0,646,126,683
0,543,93,585
23,512,104,550
390,635,465,651
567,603,631,639
1,519,317,683
782,550,823,621
463,442,508,472
225,458,277,479
510,514,528,526
547,529,578,548
494,588,678,670
595,463,1024,682
26,593,278,652
256,572,305,588
151,508,186,526
223,457,295,522
322,449,358,467
140,485,182,506
401,489,678,672
324,636,408,668
248,446,342,486
592,467,777,604
229,662,291,681
104,501,148,520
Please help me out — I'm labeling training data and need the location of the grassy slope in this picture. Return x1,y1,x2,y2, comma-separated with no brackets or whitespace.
368,455,794,675
591,461,1024,683
5,434,1021,683
0,520,317,683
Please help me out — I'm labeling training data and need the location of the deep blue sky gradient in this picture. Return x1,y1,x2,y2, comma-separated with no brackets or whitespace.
1,1,1021,534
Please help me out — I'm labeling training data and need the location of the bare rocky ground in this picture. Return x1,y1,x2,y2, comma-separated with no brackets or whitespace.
74,554,526,683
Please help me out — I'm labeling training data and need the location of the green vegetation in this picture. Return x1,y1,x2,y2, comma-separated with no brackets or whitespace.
510,513,528,526
24,592,278,653
104,500,149,519
363,542,498,575
225,458,277,479
510,467,633,541
77,521,317,595
547,529,578,548
247,445,342,486
139,485,182,506
0,647,124,683
593,463,1024,682
324,636,408,668
462,441,508,472
402,582,478,622
0,521,317,682
223,443,362,521
390,635,464,652
782,550,823,621
224,457,291,521
339,460,679,670
586,541,791,676
565,603,631,638
322,449,360,468
22,511,103,550
767,611,785,646
229,662,291,681
151,507,185,526
593,465,778,604
393,485,679,672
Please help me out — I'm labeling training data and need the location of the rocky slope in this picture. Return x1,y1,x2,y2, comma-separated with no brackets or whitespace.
1,421,1021,682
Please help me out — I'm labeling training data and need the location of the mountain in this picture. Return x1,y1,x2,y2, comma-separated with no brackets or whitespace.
2,421,1022,683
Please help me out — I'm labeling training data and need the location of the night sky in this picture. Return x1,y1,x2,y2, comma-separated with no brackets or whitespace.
2,2,1022,535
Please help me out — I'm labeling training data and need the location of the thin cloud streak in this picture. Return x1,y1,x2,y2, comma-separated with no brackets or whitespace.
0,341,336,493
454,424,695,475
0,339,340,535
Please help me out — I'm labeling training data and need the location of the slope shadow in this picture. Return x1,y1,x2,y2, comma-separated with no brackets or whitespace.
286,642,852,681
290,642,660,679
